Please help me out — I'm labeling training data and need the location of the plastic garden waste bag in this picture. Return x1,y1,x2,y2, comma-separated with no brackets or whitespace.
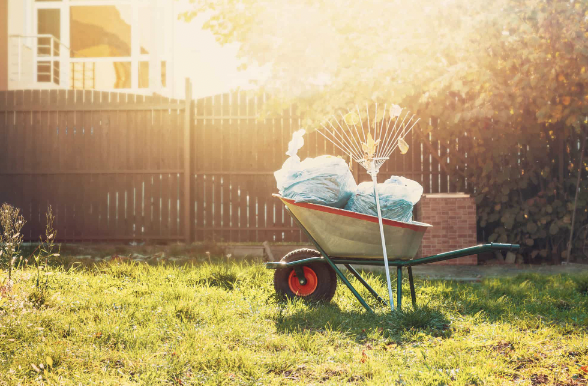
274,130,356,208
275,155,357,208
344,176,423,222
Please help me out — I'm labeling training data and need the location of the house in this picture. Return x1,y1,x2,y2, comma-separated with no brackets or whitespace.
0,0,174,95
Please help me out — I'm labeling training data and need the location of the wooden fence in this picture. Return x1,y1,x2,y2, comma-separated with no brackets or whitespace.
0,80,461,243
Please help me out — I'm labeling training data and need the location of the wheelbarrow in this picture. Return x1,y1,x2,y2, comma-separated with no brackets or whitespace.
266,194,520,312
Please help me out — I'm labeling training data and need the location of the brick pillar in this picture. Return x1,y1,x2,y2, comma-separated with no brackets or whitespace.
0,0,7,91
416,193,478,265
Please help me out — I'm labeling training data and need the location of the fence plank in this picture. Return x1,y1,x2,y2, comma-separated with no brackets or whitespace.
45,91,57,236
227,92,237,242
170,98,181,238
160,98,172,238
220,93,230,242
236,93,246,242
194,95,204,242
82,91,95,239
183,80,193,242
20,91,32,239
0,91,6,176
203,96,214,241
9,92,23,220
111,93,123,237
96,92,108,238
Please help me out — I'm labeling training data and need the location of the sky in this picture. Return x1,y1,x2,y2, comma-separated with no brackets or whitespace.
170,0,265,99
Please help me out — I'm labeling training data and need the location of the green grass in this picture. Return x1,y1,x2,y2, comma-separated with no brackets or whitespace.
1,262,588,385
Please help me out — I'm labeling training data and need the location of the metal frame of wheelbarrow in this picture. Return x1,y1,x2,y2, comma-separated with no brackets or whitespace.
266,206,520,312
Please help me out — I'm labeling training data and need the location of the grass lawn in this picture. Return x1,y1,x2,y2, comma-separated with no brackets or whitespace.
1,260,588,385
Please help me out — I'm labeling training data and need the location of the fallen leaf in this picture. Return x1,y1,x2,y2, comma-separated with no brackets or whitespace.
360,350,368,363
344,112,360,126
362,133,380,161
390,104,402,117
398,138,409,154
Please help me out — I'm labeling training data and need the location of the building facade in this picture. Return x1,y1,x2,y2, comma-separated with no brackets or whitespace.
1,0,174,95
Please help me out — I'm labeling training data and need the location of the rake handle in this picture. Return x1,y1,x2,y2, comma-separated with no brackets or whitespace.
371,173,395,311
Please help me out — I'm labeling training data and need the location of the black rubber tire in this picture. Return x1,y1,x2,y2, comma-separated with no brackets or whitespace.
273,248,337,302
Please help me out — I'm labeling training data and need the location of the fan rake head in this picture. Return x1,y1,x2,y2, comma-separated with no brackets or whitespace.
317,104,419,175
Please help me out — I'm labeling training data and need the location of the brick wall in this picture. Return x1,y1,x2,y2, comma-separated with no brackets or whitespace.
416,193,478,265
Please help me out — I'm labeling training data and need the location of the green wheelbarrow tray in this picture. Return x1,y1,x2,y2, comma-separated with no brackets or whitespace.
266,195,520,312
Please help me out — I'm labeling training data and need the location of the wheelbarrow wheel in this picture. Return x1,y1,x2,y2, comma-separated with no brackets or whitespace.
273,249,337,302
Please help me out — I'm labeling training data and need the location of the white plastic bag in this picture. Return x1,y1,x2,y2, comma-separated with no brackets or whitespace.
275,129,305,192
279,155,357,208
274,130,357,208
344,176,423,222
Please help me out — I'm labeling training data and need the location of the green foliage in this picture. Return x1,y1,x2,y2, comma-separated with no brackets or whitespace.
31,206,60,292
574,272,588,295
1,262,588,384
417,0,588,262
387,306,450,337
184,0,588,262
0,203,25,280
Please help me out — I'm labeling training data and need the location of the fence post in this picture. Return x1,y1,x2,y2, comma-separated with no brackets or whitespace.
183,78,192,243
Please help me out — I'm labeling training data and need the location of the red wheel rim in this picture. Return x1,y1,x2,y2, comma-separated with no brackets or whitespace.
288,266,318,296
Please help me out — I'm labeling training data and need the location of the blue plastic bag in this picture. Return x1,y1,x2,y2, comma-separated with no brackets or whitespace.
344,176,423,222
275,155,357,208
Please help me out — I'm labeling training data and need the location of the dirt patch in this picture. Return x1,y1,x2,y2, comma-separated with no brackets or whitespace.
531,374,549,385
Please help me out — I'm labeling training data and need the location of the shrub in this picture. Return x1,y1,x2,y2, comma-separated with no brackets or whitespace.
0,203,26,280
31,206,59,291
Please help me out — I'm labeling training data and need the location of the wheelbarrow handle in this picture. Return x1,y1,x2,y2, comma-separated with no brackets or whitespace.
488,243,521,252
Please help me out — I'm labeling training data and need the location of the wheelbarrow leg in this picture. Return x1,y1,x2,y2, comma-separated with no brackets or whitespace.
324,259,373,313
396,267,402,310
344,264,388,307
408,266,417,308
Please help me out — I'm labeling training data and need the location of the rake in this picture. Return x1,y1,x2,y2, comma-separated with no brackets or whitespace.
316,103,420,311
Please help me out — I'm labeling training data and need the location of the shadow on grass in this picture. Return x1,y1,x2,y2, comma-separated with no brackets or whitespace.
273,270,588,340
273,301,451,343
411,272,588,328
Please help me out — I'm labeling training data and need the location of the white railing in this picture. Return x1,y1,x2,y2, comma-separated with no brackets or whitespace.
9,34,71,88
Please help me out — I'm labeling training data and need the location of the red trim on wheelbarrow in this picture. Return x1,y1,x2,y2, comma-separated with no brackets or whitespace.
278,196,429,233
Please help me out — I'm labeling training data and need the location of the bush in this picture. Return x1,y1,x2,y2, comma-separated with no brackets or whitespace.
0,203,25,280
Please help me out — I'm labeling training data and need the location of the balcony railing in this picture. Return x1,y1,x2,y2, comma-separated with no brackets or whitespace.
9,34,71,87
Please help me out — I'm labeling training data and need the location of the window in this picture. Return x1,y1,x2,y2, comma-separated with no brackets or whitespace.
138,61,167,89
69,4,134,90
70,62,94,89
37,8,61,85
70,6,132,58
33,0,171,91
139,61,149,89
139,7,152,55
71,61,130,89
37,9,60,56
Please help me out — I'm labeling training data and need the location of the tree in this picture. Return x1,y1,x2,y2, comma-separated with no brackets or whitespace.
183,0,588,262
181,0,496,123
